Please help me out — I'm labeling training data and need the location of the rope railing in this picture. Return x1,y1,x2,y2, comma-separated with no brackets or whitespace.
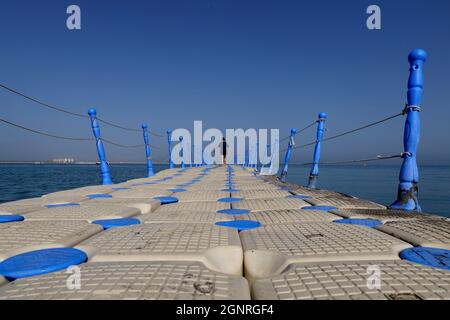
0,82,164,138
0,116,92,141
279,120,318,143
275,49,428,212
286,111,404,152
0,115,160,149
300,154,403,166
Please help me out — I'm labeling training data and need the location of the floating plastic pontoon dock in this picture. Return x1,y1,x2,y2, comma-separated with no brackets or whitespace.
0,165,449,300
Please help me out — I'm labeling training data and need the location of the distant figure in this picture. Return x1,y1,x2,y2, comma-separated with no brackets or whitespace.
221,137,228,165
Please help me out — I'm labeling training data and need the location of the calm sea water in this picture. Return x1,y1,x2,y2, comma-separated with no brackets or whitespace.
0,164,449,218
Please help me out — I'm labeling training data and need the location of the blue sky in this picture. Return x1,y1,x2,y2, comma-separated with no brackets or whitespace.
0,0,449,164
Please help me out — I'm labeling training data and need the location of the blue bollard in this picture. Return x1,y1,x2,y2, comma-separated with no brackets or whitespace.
308,113,327,188
179,136,185,169
167,129,174,169
280,128,297,182
141,124,154,177
88,109,112,185
389,49,427,212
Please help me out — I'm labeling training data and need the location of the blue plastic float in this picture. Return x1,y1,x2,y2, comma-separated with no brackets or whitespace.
154,196,179,204
400,247,450,270
92,218,141,230
0,248,88,280
215,220,261,231
217,209,250,216
333,218,382,228
0,215,25,223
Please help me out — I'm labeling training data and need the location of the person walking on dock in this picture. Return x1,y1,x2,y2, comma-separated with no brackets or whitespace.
221,137,228,165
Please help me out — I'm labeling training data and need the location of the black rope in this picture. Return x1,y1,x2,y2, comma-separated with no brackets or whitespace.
0,115,161,150
0,116,93,141
300,154,403,165
0,82,163,138
101,138,160,150
279,120,318,143
292,112,404,150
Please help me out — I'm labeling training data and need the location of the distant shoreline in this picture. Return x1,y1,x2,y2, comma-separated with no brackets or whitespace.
0,162,167,165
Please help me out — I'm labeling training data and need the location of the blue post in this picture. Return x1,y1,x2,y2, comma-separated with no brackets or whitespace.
389,49,427,212
179,136,185,169
167,129,174,169
280,128,297,182
88,109,112,185
308,113,327,188
141,124,154,177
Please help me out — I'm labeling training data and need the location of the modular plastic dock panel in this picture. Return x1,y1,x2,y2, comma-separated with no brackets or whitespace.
240,209,342,224
83,198,161,214
175,191,230,202
0,261,250,300
240,222,412,279
252,260,450,300
141,212,230,224
331,209,434,222
24,205,141,222
111,189,172,199
154,201,229,213
0,204,41,215
5,195,87,207
291,187,352,198
42,186,115,198
77,223,243,275
1,166,448,300
376,220,450,249
231,184,280,191
306,197,386,210
235,190,292,200
233,198,310,212
0,221,103,260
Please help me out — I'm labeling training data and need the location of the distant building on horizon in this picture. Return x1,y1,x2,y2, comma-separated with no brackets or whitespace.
51,158,75,164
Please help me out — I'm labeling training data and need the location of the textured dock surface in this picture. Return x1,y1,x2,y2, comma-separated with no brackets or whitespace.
0,166,449,300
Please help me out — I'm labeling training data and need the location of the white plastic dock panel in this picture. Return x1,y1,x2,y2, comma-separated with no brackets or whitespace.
0,221,103,261
5,196,87,207
23,205,141,222
234,198,310,212
77,223,243,275
42,186,115,198
175,191,229,202
240,222,412,279
232,184,279,191
112,189,172,199
178,184,230,191
292,188,350,198
376,220,450,249
331,209,432,222
0,204,40,215
142,212,230,224
154,202,229,213
235,190,292,200
0,261,250,300
83,198,161,214
252,260,450,300
240,209,342,224
306,197,386,210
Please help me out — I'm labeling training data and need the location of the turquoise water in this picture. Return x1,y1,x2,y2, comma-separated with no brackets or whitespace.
0,164,449,218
